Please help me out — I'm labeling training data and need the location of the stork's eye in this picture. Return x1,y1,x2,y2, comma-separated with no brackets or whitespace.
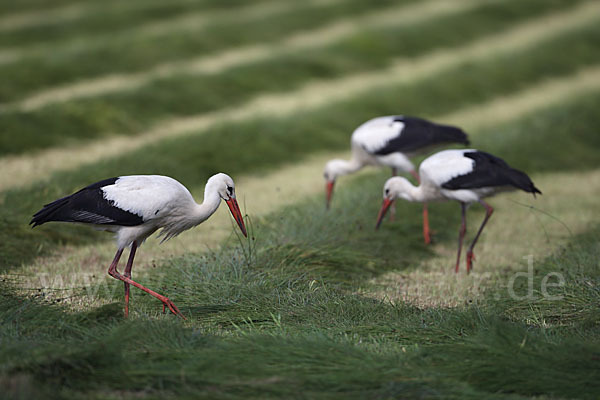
385,188,390,195
227,186,233,194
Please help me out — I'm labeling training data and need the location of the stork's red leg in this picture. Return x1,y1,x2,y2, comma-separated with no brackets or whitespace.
409,170,432,244
423,203,431,245
122,242,137,318
107,248,186,319
389,167,398,221
455,203,467,273
466,200,494,274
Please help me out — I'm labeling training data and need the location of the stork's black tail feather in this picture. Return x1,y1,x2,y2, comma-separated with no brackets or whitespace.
505,167,542,197
443,151,541,197
30,177,123,228
436,123,470,146
30,194,73,227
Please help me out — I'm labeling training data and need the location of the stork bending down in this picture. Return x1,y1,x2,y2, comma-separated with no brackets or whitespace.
375,149,541,273
31,173,247,318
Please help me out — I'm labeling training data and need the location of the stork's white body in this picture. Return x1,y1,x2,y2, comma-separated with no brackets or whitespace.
416,149,498,204
350,116,417,172
100,175,222,248
325,115,470,180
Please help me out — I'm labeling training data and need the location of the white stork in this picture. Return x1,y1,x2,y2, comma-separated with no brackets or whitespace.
30,173,247,319
324,115,469,244
375,149,541,273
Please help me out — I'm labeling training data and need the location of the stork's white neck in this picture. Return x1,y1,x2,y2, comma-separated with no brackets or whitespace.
335,157,365,177
391,179,433,203
190,181,225,225
404,184,429,203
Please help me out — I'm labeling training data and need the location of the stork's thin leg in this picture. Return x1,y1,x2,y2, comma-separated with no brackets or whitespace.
107,248,185,319
122,242,137,318
409,170,432,245
466,200,494,274
422,204,431,245
455,203,467,273
389,167,398,221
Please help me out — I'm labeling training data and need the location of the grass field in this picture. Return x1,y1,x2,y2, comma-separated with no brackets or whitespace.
1,1,599,398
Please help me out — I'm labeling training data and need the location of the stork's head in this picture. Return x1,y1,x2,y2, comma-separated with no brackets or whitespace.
323,159,347,209
375,177,413,229
208,173,247,237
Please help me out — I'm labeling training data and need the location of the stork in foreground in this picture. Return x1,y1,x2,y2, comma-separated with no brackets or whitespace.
375,149,541,273
324,116,469,244
30,173,247,319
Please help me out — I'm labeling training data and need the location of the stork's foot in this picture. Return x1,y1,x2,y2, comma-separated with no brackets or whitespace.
423,230,438,245
161,298,186,320
423,229,432,245
466,251,475,274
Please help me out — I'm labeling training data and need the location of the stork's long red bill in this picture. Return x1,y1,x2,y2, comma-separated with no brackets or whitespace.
375,198,394,230
325,181,335,209
225,197,247,237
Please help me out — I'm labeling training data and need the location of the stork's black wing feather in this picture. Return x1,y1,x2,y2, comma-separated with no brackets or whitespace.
374,116,469,155
442,151,542,195
30,177,144,227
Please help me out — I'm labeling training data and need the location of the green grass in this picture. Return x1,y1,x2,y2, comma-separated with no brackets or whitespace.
0,0,593,155
0,0,273,47
0,0,415,103
0,0,229,15
1,169,598,399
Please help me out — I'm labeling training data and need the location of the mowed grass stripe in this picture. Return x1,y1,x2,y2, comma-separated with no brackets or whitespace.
1,6,598,193
0,0,423,104
0,0,344,65
0,0,582,156
3,71,600,274
0,0,249,33
0,0,508,110
0,0,198,16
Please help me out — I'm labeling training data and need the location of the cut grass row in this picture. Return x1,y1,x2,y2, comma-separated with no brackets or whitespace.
6,0,596,114
1,0,593,156
0,0,276,34
0,0,214,14
0,0,342,63
4,0,548,114
0,0,418,102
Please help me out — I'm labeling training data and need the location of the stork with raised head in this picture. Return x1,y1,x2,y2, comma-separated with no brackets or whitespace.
30,173,247,319
324,116,469,244
375,149,541,273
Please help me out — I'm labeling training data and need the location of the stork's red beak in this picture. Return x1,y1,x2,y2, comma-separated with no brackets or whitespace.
375,198,394,230
225,197,247,237
325,180,335,209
